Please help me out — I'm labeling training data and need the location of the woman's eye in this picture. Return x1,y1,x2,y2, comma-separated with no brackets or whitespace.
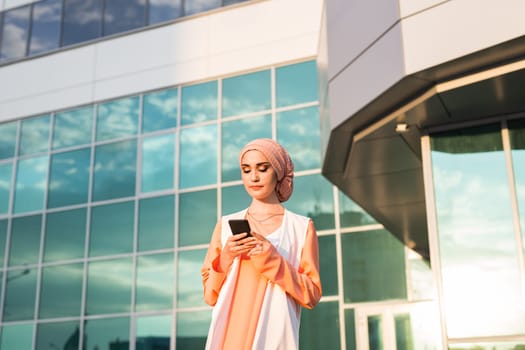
258,166,269,172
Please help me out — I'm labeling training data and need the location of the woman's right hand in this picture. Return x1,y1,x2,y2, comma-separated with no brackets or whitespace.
220,233,256,270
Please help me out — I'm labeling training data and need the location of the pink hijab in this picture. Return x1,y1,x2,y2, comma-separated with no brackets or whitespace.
239,138,294,202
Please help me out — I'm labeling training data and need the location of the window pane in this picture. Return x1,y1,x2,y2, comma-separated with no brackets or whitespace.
430,124,525,337
0,220,7,268
44,208,86,262
93,140,137,202
39,263,83,318
408,251,436,301
89,201,134,257
0,6,30,61
29,0,62,56
276,60,318,107
84,317,130,350
0,324,34,350
345,309,357,350
52,106,94,149
0,162,12,214
0,121,18,160
19,114,50,156
96,96,139,141
368,315,384,350
36,321,80,350
221,114,272,182
285,174,335,230
300,301,340,350
61,0,103,46
181,81,217,125
176,310,210,349
319,235,338,296
339,190,377,228
138,195,174,251
141,133,175,192
9,215,41,267
142,88,178,133
135,253,174,311
179,125,217,188
222,70,271,117
86,258,133,315
136,315,171,348
179,189,216,246
14,156,49,213
103,0,146,36
184,0,221,16
509,119,525,257
221,184,250,216
394,303,442,350
148,0,182,24
3,267,37,321
341,229,407,303
277,106,321,171
47,148,91,208
177,249,207,308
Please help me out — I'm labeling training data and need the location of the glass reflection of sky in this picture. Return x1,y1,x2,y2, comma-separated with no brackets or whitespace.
177,310,211,337
136,253,174,311
432,146,525,337
3,267,37,321
318,235,338,296
222,70,271,117
96,96,139,141
61,0,103,46
142,88,178,133
53,106,93,149
177,249,207,308
89,201,134,256
36,321,80,350
136,314,171,344
14,155,48,213
179,125,217,188
39,263,83,318
0,323,33,349
141,133,175,192
0,5,30,61
19,114,50,156
9,215,42,267
0,220,7,267
29,0,62,55
276,60,318,108
509,120,525,254
221,114,272,182
138,195,175,251
0,162,12,214
339,190,377,228
184,0,221,16
221,184,251,216
0,121,18,159
103,0,146,36
181,81,217,125
179,189,217,246
148,0,183,24
84,317,130,350
44,208,86,262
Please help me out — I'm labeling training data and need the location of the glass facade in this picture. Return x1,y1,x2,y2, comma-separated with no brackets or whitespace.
0,59,438,349
0,0,251,64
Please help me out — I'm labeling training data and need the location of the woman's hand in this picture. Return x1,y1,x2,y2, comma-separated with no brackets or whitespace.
247,232,272,257
220,233,257,271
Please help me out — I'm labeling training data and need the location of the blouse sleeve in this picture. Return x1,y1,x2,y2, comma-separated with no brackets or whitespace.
250,219,322,309
200,221,228,306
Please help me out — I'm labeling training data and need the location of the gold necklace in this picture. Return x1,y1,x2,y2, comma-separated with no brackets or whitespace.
247,210,284,223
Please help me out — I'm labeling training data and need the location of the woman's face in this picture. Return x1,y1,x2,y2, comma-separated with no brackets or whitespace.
240,150,278,201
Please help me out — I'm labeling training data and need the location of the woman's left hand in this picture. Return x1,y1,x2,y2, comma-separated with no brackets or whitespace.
247,232,272,257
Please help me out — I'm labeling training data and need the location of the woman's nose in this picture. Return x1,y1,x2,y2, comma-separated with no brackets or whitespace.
251,171,259,181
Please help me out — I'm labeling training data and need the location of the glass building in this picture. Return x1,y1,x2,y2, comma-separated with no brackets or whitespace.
0,0,524,349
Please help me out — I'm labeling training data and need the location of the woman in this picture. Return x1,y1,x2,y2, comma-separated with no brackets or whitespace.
201,138,322,350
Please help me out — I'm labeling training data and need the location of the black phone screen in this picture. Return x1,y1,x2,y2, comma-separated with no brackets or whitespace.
228,219,252,237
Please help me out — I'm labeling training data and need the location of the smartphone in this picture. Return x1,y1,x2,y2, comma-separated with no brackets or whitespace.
228,219,252,237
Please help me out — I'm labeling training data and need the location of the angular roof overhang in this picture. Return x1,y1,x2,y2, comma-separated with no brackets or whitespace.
322,35,525,259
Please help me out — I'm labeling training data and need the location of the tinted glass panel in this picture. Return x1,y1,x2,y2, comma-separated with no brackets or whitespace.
179,189,217,246
0,324,33,350
431,124,525,337
0,121,18,160
0,162,12,214
138,195,174,251
394,304,442,350
179,125,217,188
177,249,207,307
86,258,133,315
136,315,171,348
318,235,338,296
96,96,139,141
39,263,83,318
142,88,178,133
89,201,134,257
9,215,41,267
222,70,271,117
84,317,130,350
276,60,318,107
277,106,321,171
509,119,525,257
221,114,272,182
36,321,80,350
339,190,377,228
29,0,62,55
61,0,103,46
181,81,217,125
141,133,175,192
3,267,37,321
148,0,182,24
19,114,50,156
47,148,91,208
176,310,210,349
44,208,86,262
345,309,357,350
0,6,30,61
368,315,384,350
52,106,94,149
341,229,407,303
135,253,174,311
285,174,334,230
92,140,137,201
221,184,250,216
184,0,221,16
0,220,7,268
14,156,48,213
300,301,340,350
104,0,146,36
